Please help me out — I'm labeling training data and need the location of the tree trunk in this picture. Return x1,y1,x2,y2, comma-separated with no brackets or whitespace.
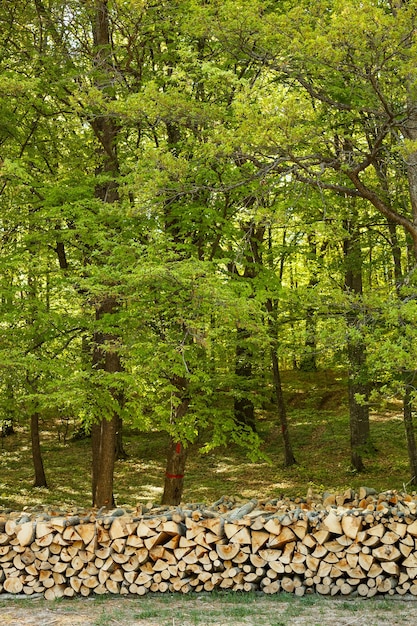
270,344,297,466
264,287,296,466
234,327,256,432
115,415,128,460
346,341,370,472
161,378,190,505
31,412,47,488
161,439,188,506
387,221,403,288
91,297,121,508
26,211,48,489
403,108,417,261
88,0,123,508
343,216,371,472
299,308,317,372
264,227,296,465
232,220,266,432
346,325,371,473
91,417,117,508
299,234,323,372
403,379,417,486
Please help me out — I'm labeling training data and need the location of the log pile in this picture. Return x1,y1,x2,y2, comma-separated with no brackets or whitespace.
1,488,417,598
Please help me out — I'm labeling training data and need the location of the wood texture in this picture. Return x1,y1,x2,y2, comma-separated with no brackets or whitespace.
1,489,417,597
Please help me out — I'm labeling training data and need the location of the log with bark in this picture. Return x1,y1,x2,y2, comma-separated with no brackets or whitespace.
1,488,417,598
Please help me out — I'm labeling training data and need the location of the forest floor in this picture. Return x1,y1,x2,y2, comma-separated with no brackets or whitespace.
0,369,411,511
0,369,415,623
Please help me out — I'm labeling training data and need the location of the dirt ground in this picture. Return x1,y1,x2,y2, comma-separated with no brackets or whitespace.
1,593,417,626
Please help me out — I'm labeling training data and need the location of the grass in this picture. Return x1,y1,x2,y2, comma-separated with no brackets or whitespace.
0,377,415,626
0,369,412,512
0,592,415,626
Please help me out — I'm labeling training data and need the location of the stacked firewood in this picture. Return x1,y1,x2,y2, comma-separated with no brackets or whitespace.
1,488,417,598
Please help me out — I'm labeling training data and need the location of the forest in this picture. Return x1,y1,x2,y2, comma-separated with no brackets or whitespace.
1,0,417,510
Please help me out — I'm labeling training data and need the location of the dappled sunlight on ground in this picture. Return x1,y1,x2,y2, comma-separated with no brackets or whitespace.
370,411,403,423
0,371,414,509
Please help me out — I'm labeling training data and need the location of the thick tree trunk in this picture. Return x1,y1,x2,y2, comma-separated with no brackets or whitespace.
91,417,117,508
161,378,190,505
347,341,370,472
31,412,47,488
91,297,121,508
403,380,417,486
161,439,188,506
88,0,123,509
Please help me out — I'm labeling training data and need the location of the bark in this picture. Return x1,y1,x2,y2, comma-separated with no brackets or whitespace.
232,220,265,432
270,343,297,466
89,0,123,508
387,220,403,289
403,380,417,486
91,296,121,508
265,295,296,466
346,340,370,473
161,377,190,505
299,235,326,372
91,417,117,508
31,412,47,488
161,439,188,506
264,227,296,465
115,415,128,460
402,103,417,249
234,327,256,432
344,218,371,472
299,309,317,372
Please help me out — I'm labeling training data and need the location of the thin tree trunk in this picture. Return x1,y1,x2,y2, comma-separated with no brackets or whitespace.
27,208,48,489
115,415,128,460
299,234,319,372
299,309,317,372
234,327,256,431
270,344,297,466
232,220,265,432
398,101,417,482
387,221,403,288
344,216,371,471
265,227,296,465
403,378,417,486
31,412,47,488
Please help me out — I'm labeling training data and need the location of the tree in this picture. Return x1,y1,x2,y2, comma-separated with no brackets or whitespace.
5,0,417,504
221,0,417,473
343,206,372,471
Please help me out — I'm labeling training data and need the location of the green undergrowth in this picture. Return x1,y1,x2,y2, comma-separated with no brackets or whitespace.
0,370,412,511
